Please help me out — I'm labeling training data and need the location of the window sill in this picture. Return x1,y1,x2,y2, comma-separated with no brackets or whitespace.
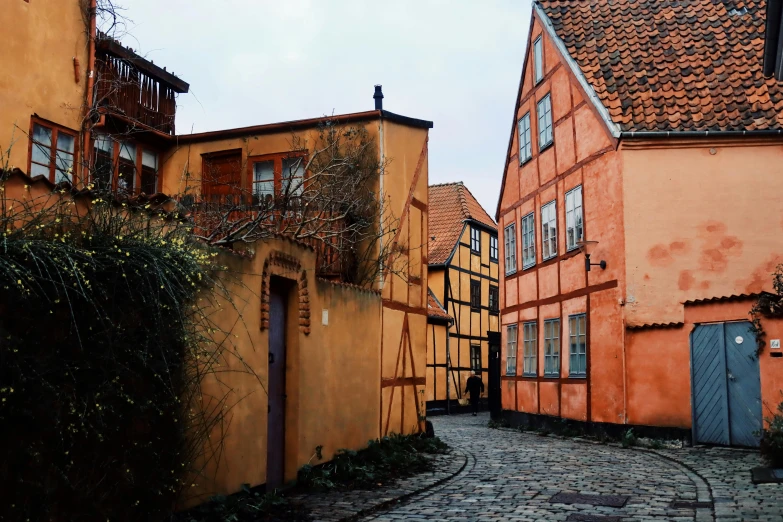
522,373,537,378
522,262,536,271
542,255,557,262
519,155,533,167
505,269,517,277
470,249,480,255
543,374,560,379
566,245,580,253
490,257,498,263
568,374,587,379
539,140,554,154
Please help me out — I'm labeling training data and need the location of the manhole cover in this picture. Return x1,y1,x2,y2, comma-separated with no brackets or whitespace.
566,515,622,522
550,493,629,508
672,500,713,509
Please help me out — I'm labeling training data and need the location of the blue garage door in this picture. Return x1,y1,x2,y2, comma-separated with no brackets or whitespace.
690,322,762,447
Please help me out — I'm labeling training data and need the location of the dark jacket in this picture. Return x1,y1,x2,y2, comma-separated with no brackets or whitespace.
465,375,484,398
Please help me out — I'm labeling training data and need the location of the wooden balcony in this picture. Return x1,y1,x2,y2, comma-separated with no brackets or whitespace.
95,34,189,135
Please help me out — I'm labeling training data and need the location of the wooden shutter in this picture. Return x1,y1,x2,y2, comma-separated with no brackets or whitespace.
202,150,243,205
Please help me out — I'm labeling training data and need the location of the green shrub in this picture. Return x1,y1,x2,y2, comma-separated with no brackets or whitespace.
621,428,637,448
296,434,449,491
760,397,783,468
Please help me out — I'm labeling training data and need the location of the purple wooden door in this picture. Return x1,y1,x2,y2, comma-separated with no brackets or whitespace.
267,288,286,488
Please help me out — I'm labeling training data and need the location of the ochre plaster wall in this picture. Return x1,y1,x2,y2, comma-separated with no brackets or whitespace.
0,0,89,170
188,238,381,505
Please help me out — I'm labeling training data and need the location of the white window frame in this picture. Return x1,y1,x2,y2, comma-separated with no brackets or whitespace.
523,321,537,376
490,235,498,262
569,314,587,377
537,94,553,149
521,212,536,269
541,200,557,260
504,223,517,275
470,226,481,253
518,112,532,164
544,318,560,377
534,36,544,83
566,185,584,251
506,324,518,376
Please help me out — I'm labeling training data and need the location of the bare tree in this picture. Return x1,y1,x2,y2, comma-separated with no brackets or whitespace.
185,121,406,287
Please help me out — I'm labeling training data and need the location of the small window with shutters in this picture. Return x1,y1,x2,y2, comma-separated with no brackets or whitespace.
202,150,243,206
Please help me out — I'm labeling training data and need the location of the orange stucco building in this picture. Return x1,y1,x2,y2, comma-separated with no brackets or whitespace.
497,0,783,446
1,0,432,500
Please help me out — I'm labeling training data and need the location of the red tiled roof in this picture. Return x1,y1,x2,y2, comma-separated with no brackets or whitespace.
538,0,783,132
429,182,497,265
427,288,452,321
683,292,772,305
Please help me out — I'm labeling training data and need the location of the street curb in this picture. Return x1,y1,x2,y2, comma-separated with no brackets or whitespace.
337,450,469,521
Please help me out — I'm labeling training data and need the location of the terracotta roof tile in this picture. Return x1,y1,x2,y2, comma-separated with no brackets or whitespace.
538,0,783,131
427,288,452,321
428,182,496,266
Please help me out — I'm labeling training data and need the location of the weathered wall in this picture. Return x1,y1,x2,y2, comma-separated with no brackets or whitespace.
379,120,429,436
497,12,625,424
622,140,783,325
626,299,783,430
188,237,381,505
0,0,88,171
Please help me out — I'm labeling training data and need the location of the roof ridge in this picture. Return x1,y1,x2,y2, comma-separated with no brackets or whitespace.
455,183,471,220
429,181,464,188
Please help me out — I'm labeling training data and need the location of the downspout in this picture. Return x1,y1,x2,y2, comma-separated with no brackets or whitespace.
82,0,98,185
446,317,451,415
378,114,385,290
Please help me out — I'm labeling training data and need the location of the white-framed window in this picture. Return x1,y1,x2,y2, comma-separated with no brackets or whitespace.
566,185,584,251
569,314,587,377
523,321,537,376
506,324,518,376
537,94,553,149
521,213,536,269
518,112,532,164
490,235,498,262
544,319,560,377
504,223,517,275
470,226,481,253
534,36,544,84
541,200,557,260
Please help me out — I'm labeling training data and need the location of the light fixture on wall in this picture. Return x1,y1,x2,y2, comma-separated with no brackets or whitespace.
577,240,606,272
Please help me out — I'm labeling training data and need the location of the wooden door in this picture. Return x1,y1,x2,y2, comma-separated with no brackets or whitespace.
266,286,287,488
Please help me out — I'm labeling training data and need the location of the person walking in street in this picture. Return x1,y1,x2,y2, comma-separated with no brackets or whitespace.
465,371,484,416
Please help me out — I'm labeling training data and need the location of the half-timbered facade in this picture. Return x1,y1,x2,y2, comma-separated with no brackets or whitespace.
427,182,499,413
496,0,783,446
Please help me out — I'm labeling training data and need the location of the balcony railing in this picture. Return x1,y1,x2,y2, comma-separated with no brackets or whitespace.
95,34,189,135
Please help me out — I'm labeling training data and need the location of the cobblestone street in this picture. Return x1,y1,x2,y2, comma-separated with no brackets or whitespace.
358,413,783,522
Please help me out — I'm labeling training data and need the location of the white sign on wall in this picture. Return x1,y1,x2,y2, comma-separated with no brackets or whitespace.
771,339,781,349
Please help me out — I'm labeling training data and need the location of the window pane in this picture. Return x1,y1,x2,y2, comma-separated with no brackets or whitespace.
142,149,158,169
534,38,543,82
119,141,136,161
94,134,113,152
56,132,75,153
55,168,72,184
32,124,52,147
31,143,51,166
282,157,304,196
55,150,74,176
30,162,49,178
141,165,157,194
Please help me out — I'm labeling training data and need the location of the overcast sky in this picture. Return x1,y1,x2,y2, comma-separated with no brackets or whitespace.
118,1,532,216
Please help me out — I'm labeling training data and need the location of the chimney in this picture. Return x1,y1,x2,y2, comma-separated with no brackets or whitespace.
373,85,384,111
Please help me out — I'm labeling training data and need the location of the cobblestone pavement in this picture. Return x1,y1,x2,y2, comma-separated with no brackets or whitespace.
357,413,783,522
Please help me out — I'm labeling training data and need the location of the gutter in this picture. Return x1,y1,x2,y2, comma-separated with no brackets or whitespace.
620,129,783,139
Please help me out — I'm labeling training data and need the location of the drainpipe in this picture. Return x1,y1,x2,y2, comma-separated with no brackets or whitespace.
445,317,452,415
377,86,385,291
82,0,98,185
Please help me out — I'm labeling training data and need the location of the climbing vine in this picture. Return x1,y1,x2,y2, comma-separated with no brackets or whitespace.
749,264,783,356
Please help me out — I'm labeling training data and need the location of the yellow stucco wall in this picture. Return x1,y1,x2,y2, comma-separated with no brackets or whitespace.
0,0,88,170
187,237,382,506
378,120,429,435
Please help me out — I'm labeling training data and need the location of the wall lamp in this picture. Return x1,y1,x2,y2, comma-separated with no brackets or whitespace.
577,240,606,272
